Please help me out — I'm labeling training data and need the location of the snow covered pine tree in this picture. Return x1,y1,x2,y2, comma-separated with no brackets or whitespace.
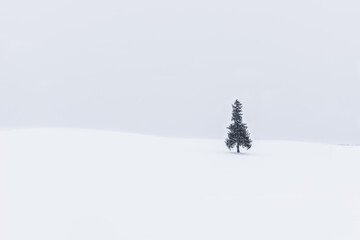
225,99,252,153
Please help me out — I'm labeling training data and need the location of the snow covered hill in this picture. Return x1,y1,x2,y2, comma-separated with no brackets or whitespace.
1,128,360,239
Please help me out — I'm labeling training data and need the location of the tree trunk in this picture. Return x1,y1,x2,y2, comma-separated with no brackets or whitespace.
237,144,240,153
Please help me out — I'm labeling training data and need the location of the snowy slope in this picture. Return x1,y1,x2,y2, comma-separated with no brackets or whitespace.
1,128,360,240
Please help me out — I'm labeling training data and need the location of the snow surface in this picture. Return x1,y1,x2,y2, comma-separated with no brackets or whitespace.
1,128,360,239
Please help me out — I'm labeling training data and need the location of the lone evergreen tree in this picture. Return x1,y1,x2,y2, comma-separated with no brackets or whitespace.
225,99,252,152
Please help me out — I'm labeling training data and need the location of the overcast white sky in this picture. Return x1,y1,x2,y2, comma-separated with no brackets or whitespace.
1,0,360,143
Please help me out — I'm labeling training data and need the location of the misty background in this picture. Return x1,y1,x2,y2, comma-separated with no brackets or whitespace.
1,0,360,143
